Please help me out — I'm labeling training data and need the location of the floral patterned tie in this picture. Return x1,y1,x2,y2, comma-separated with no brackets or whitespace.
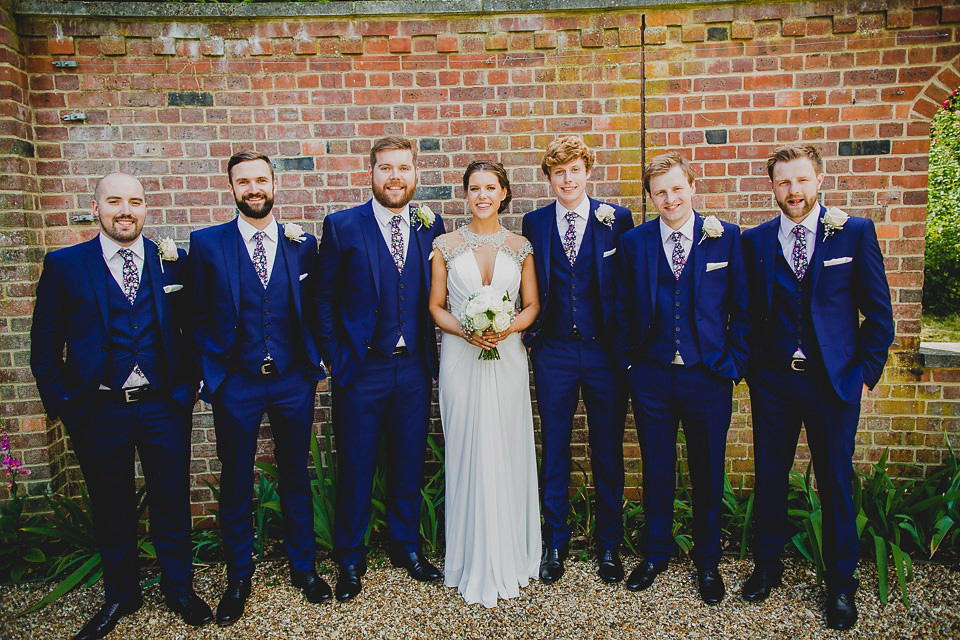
670,231,686,279
792,224,807,281
563,211,578,265
390,214,404,273
118,248,139,304
252,231,268,288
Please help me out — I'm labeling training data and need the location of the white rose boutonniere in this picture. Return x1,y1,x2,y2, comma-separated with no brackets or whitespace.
157,237,178,273
284,222,306,243
698,215,724,245
412,204,436,229
595,203,616,227
821,207,849,238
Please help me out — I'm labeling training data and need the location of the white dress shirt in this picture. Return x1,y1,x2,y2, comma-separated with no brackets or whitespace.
98,233,149,388
372,199,410,265
238,215,279,285
658,213,695,268
554,197,590,258
777,206,820,276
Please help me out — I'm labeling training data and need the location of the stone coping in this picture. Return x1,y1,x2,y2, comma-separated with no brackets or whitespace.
920,342,960,368
16,0,722,18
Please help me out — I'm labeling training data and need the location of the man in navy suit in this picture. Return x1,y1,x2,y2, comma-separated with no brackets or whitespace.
741,144,894,630
31,173,211,640
615,153,748,604
316,136,445,601
521,135,633,585
188,152,330,625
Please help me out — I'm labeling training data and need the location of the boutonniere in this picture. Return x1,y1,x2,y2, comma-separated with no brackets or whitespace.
594,203,616,228
157,237,178,273
411,203,436,229
283,222,306,243
697,215,723,245
821,207,849,238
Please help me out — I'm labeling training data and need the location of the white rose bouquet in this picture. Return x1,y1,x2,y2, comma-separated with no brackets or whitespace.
459,286,515,361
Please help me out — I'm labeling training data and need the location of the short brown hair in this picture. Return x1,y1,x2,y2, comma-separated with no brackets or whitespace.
643,152,695,194
227,151,274,181
462,161,513,214
766,144,822,180
540,135,596,177
369,136,417,167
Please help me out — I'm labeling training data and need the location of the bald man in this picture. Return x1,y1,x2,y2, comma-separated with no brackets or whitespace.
31,173,211,639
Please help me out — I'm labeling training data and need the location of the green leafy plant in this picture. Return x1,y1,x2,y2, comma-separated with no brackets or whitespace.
786,463,826,582
419,434,446,552
925,87,960,316
721,472,754,560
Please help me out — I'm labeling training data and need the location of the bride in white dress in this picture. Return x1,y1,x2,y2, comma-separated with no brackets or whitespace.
428,161,542,608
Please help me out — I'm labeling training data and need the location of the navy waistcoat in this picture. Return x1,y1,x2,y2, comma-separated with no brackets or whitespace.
104,262,162,389
236,237,299,375
542,220,601,340
647,244,701,366
371,230,423,356
771,251,823,371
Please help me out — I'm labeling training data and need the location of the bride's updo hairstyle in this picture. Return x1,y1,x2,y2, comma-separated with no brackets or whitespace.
462,161,513,214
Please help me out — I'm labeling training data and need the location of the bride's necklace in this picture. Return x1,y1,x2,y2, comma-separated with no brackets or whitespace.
460,226,507,249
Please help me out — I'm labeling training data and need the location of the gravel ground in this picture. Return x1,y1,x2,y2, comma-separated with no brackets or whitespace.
2,555,958,639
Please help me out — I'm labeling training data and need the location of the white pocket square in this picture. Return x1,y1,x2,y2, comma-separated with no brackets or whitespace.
705,261,728,272
162,284,183,293
428,250,435,261
299,273,308,281
824,257,853,267
602,248,617,258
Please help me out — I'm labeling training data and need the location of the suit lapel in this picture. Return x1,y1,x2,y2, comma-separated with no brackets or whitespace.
219,221,241,316
589,197,608,292
83,237,110,331
691,214,705,300
537,206,553,293
808,203,827,294
645,222,659,316
411,216,432,292
360,201,381,297
278,221,303,320
142,237,165,329
762,218,779,315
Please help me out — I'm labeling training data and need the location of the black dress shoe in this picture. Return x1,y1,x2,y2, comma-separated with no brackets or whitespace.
625,560,666,592
741,566,782,603
539,545,569,584
697,567,725,605
388,549,442,582
826,592,858,630
290,568,333,604
215,577,251,627
597,549,624,583
335,561,367,602
73,593,143,640
165,589,213,626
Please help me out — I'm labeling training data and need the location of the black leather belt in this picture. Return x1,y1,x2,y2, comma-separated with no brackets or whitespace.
99,385,154,403
392,346,409,356
260,360,278,376
790,357,807,372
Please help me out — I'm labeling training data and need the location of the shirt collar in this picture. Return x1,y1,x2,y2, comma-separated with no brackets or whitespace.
237,214,278,243
779,203,821,237
372,199,410,226
555,196,590,222
99,233,145,261
659,213,696,245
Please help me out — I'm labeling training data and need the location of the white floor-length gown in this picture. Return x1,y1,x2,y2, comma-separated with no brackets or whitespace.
434,228,541,608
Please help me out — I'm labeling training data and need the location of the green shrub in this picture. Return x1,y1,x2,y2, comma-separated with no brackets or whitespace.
925,88,960,315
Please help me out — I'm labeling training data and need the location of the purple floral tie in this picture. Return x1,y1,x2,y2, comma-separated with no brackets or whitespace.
118,248,139,304
670,231,686,279
390,214,404,273
792,224,808,280
252,231,268,287
563,211,578,265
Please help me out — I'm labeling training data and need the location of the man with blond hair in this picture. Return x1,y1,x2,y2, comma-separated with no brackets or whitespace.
522,135,634,585
740,144,893,630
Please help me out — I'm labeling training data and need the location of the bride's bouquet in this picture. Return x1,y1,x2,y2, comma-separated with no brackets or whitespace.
459,286,515,361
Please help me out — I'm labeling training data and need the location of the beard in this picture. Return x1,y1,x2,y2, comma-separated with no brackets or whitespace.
775,191,818,220
235,192,274,219
100,216,143,244
372,179,416,210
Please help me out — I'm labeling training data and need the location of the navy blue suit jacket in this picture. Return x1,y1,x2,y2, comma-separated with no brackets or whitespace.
315,200,445,387
187,219,323,396
30,236,196,427
521,197,634,349
741,205,894,404
615,214,750,381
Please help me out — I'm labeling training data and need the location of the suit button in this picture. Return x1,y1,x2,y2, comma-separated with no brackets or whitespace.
675,327,680,332
132,324,139,329
675,315,680,320
675,339,681,344
264,310,270,315
675,289,681,295
374,310,378,315
264,297,269,302
101,346,108,352
572,307,578,312
400,283,405,289
363,339,369,345
265,323,270,328
400,296,405,301
675,302,680,307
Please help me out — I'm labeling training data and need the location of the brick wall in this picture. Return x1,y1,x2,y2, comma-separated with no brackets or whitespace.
3,0,960,517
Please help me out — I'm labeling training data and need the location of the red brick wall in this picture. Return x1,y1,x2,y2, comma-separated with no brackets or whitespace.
3,1,960,516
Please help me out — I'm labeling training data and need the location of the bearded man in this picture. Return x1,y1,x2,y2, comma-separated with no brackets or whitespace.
316,136,446,601
187,152,330,625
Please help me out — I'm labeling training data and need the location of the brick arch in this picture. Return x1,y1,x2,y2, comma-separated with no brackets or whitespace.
912,53,960,121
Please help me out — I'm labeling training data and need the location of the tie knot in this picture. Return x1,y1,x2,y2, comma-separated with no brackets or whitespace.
253,230,265,240
670,231,683,242
793,224,805,239
565,211,578,224
391,214,403,228
118,248,133,258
